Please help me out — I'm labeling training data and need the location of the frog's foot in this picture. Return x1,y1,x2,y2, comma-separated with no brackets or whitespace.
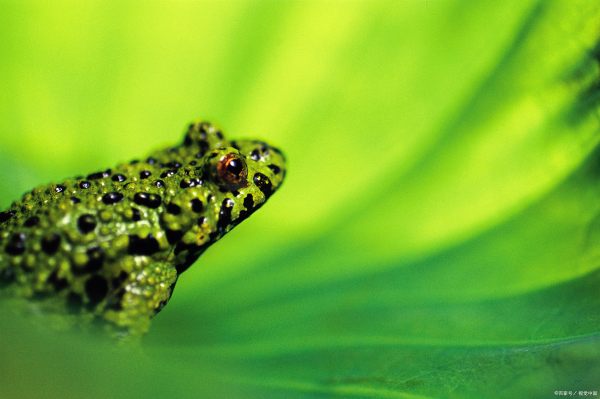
102,261,178,337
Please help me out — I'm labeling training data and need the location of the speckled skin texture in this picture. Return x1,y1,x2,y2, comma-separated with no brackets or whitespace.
0,121,285,336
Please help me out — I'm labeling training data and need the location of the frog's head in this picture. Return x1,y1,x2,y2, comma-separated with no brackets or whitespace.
171,121,285,272
183,122,286,188
183,121,286,207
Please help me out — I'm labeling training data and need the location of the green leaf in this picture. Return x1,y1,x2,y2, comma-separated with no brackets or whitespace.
1,1,600,398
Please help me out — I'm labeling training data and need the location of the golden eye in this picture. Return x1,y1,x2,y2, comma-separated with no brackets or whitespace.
216,153,248,189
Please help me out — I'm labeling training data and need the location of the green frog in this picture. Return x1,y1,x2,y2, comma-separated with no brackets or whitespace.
0,120,286,335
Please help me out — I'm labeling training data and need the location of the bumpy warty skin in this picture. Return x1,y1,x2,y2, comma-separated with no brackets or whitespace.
0,120,286,335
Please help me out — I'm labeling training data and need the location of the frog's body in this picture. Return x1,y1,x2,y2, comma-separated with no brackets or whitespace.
0,121,285,335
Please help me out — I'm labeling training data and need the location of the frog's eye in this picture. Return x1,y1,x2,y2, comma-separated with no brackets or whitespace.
216,153,248,189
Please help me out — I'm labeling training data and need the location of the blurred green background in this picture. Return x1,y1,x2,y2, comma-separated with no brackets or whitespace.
1,1,600,398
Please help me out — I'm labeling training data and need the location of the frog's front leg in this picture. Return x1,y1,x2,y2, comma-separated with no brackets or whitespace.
102,258,178,336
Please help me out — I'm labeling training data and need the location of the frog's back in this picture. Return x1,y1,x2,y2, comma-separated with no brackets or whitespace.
0,147,189,333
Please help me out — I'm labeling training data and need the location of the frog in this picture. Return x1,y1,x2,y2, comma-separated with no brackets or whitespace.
0,120,285,336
